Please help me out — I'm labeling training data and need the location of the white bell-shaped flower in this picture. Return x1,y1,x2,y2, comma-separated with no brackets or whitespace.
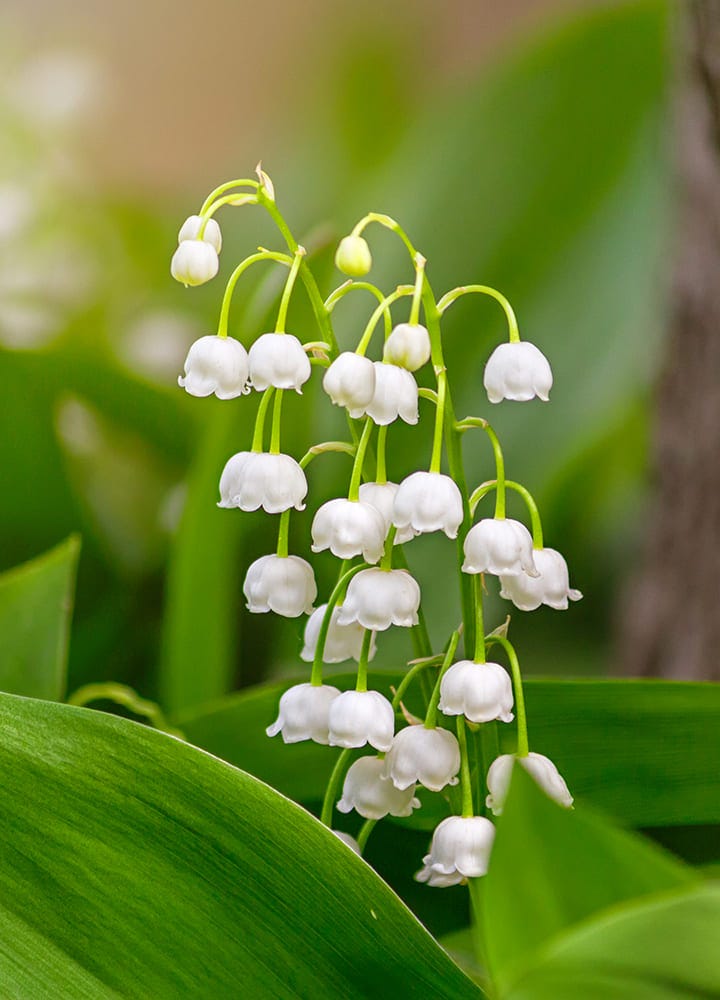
363,362,419,425
416,816,495,887
335,235,372,276
383,725,460,792
383,323,431,372
486,752,574,815
393,471,463,539
265,682,340,744
178,334,249,399
248,333,311,392
332,830,362,855
311,498,387,563
177,214,222,253
439,660,514,724
328,690,395,751
463,518,538,577
217,451,307,514
484,341,553,404
300,603,376,664
359,482,416,544
322,352,376,416
337,568,420,631
171,240,219,287
499,547,583,611
243,554,316,617
337,756,420,819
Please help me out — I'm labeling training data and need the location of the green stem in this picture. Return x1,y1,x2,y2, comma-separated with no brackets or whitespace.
356,819,376,852
380,525,396,570
199,193,257,236
347,418,374,500
424,629,461,728
456,716,475,818
437,284,520,343
256,185,339,356
483,423,506,519
351,212,418,260
320,748,353,827
429,368,447,473
422,280,475,660
485,634,529,757
200,178,259,214
251,388,275,452
355,629,373,692
67,683,182,738
375,425,388,483
276,510,290,558
311,563,370,685
391,658,442,711
324,281,393,338
217,251,292,338
355,287,414,356
269,389,284,454
473,575,486,663
275,247,305,333
299,441,356,469
409,253,426,325
470,479,544,548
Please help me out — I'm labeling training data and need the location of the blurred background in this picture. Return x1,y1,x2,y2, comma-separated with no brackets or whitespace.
1,0,697,718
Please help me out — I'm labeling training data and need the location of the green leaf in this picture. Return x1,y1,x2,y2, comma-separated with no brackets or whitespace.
0,537,80,700
481,767,695,993
505,883,720,1000
0,692,482,999
180,677,720,828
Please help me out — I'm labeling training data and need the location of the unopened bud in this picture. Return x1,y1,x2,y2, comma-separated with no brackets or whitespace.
335,235,372,277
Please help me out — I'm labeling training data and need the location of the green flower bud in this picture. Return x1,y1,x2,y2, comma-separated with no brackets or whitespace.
335,235,372,276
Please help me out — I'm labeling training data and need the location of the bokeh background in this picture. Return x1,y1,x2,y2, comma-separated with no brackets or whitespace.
0,1,681,719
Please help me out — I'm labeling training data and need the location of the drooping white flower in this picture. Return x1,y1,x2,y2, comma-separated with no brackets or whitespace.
499,547,583,611
337,568,421,631
416,816,496,887
359,482,416,544
484,341,553,404
335,235,372,277
322,352,376,416
486,752,574,815
248,333,311,392
332,830,362,855
363,362,419,426
171,240,219,287
462,518,538,577
177,215,222,253
439,660,514,724
328,690,395,751
393,471,463,539
265,682,340,744
311,498,387,563
300,603,376,664
217,451,307,513
383,725,460,792
337,756,420,819
177,334,249,399
243,554,316,617
383,323,431,372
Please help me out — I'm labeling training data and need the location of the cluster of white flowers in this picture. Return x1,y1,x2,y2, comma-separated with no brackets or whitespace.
170,170,580,894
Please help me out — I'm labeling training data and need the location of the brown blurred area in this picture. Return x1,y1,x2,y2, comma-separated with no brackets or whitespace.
3,0,598,194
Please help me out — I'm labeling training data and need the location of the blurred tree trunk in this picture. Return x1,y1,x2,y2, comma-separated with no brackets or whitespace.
617,1,720,680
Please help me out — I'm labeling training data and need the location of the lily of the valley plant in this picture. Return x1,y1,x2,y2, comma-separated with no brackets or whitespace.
173,166,580,891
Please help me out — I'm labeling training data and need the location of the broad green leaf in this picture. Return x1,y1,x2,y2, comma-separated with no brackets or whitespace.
179,677,720,827
0,692,482,999
482,767,695,993
505,883,720,1000
0,536,80,700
